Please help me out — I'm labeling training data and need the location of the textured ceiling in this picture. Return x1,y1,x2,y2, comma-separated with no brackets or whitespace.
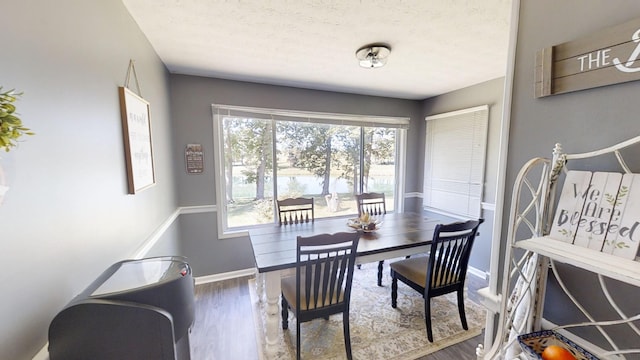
122,0,513,100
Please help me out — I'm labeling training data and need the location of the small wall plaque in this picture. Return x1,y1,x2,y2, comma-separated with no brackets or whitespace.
185,144,204,174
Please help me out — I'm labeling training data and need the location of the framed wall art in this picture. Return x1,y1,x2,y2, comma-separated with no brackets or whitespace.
118,86,155,194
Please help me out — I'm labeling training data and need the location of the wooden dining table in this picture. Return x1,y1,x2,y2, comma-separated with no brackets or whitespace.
249,212,441,356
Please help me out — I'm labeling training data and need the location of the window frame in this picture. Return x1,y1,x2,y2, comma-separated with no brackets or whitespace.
212,104,409,238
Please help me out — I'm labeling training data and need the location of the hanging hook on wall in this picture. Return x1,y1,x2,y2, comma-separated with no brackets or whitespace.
124,59,142,97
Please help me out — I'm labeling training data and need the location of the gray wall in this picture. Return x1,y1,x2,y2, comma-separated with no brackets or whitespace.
506,1,640,219
169,75,424,275
0,2,511,358
144,220,182,258
421,77,505,273
0,1,177,359
168,75,505,277
502,0,640,348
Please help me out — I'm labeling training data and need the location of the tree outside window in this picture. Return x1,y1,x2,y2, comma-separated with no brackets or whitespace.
217,112,401,230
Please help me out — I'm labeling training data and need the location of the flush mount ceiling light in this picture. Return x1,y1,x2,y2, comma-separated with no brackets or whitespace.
356,44,391,68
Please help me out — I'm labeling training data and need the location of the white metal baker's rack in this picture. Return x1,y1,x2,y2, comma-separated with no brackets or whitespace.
477,136,640,359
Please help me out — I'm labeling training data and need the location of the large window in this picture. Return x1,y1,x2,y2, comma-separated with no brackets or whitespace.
212,105,408,235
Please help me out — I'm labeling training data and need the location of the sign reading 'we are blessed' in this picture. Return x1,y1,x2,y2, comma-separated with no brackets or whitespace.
550,170,640,260
535,16,640,98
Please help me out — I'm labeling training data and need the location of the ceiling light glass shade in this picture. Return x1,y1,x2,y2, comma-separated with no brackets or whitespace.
356,45,391,68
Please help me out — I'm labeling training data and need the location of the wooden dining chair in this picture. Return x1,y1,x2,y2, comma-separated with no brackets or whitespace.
389,218,484,342
277,197,314,226
355,192,386,216
281,232,360,360
355,192,387,286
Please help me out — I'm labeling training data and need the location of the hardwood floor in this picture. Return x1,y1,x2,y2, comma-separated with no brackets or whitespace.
190,276,259,360
190,272,488,360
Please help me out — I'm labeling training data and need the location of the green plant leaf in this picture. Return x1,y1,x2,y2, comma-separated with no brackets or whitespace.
0,87,33,152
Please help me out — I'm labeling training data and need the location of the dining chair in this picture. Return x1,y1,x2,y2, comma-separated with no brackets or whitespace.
355,192,386,216
277,197,314,226
281,232,360,360
389,218,484,342
355,192,387,286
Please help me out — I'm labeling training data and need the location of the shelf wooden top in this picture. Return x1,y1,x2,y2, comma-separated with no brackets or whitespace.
515,236,640,287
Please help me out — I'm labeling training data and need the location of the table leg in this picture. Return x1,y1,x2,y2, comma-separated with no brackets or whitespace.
255,272,265,302
264,271,281,357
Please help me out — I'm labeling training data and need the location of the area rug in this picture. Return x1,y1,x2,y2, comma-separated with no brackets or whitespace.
249,260,486,360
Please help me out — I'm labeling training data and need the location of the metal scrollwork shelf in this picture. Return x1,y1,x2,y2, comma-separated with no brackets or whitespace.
477,136,640,360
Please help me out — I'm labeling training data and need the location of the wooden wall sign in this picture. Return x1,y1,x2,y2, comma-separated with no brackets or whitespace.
185,143,204,174
550,170,640,260
535,16,640,98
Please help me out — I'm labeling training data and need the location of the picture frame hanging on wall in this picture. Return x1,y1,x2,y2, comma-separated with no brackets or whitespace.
118,86,155,194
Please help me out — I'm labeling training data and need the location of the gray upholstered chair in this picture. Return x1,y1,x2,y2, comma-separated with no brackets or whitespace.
390,218,484,342
281,232,360,360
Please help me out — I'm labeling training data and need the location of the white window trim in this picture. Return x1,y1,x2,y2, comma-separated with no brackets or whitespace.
212,104,410,128
212,113,249,239
395,128,407,213
212,104,408,237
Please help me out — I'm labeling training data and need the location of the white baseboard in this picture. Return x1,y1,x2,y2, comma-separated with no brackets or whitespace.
468,265,489,280
194,267,256,285
481,202,496,211
32,346,49,360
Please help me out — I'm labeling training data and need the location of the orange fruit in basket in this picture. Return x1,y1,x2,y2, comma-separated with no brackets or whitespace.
541,345,576,360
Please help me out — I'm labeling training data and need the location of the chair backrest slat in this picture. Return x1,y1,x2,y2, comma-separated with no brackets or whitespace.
304,262,313,309
356,192,386,216
335,254,348,300
277,197,314,226
296,232,359,311
327,255,339,302
427,219,484,290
